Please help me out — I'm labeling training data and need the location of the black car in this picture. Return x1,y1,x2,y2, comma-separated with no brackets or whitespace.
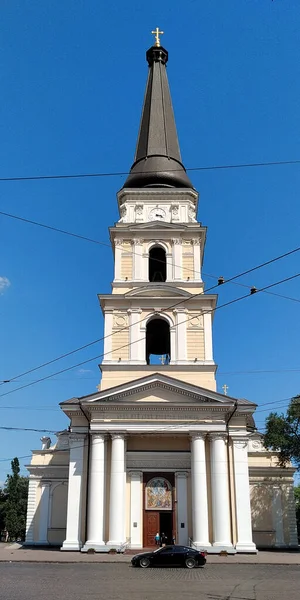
131,545,206,569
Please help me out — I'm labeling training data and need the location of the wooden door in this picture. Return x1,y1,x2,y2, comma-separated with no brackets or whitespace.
144,511,159,547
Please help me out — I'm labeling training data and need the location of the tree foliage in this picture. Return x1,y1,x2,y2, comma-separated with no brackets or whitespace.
0,458,28,541
264,395,300,469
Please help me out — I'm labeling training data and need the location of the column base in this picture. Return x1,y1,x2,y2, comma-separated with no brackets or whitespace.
106,540,126,551
235,542,257,553
81,541,108,553
61,540,82,551
210,543,236,555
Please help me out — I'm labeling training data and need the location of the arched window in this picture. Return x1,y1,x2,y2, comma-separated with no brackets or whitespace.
146,317,170,365
149,246,166,282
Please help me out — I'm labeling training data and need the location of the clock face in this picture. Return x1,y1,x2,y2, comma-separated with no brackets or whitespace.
149,208,166,221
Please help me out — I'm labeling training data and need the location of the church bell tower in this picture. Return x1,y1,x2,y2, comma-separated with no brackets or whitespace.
98,32,217,392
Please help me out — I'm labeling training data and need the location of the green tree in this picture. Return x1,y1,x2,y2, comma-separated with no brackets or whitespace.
264,395,300,469
3,458,28,542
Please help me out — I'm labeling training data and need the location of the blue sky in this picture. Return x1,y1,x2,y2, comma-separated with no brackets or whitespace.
1,1,300,482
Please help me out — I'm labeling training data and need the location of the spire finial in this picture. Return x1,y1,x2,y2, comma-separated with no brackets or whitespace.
151,27,164,47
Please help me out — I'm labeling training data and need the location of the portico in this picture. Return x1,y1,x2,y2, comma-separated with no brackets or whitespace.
59,374,257,553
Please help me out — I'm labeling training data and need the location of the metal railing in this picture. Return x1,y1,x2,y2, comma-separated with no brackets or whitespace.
118,537,131,553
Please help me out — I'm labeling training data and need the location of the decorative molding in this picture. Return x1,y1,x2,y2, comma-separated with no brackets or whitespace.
191,238,201,245
69,433,87,445
133,238,144,246
127,451,190,470
172,238,182,245
209,432,228,442
190,432,206,441
113,314,129,328
232,438,248,450
114,238,123,246
110,432,127,441
135,204,143,216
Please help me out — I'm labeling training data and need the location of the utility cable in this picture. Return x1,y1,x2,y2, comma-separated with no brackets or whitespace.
1,240,300,388
1,209,300,306
0,159,300,183
0,271,299,400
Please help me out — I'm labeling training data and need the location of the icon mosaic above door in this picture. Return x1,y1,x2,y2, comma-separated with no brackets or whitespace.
145,477,172,510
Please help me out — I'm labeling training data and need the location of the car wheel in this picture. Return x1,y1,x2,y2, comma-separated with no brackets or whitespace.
185,557,196,569
139,557,150,568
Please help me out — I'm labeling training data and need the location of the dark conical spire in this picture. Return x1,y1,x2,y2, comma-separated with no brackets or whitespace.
123,42,193,189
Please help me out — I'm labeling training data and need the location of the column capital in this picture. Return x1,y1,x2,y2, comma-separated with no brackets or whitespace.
40,480,51,487
69,433,87,446
127,308,142,314
231,436,249,449
90,433,108,442
173,307,188,314
110,432,127,441
209,432,227,442
172,238,182,245
190,432,206,441
175,471,188,478
129,470,143,479
114,238,123,246
133,238,143,246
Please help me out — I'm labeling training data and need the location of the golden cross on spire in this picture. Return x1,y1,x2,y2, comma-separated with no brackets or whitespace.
222,384,229,396
151,27,164,47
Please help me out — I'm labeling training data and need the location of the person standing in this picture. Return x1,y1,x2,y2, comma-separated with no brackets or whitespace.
155,532,160,546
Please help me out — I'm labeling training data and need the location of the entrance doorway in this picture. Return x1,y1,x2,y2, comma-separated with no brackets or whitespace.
143,474,175,547
143,511,174,547
159,512,173,545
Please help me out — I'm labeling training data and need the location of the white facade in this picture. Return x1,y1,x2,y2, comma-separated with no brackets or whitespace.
25,39,298,555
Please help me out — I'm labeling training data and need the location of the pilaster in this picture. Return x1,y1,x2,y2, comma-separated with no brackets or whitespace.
61,434,87,551
129,471,143,548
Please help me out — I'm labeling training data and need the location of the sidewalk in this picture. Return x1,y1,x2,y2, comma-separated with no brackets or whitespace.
0,543,300,564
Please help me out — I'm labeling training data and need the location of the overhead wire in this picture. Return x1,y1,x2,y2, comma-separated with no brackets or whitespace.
1,271,299,400
1,158,300,183
1,239,300,388
1,209,300,307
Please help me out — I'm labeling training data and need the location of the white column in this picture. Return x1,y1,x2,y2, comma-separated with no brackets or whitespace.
210,433,232,548
192,239,202,281
231,437,257,552
24,478,38,545
37,481,50,544
107,434,126,547
133,239,143,281
190,434,210,547
172,239,182,280
130,471,142,548
62,434,87,551
103,310,113,361
174,309,187,362
272,485,285,547
82,434,107,552
175,472,189,546
166,252,173,281
129,309,143,362
114,239,123,281
204,312,214,362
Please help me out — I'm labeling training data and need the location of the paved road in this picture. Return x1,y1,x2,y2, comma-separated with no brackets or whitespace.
1,563,299,600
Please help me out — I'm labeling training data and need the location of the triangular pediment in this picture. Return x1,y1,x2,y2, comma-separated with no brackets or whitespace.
64,373,255,409
125,285,191,298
